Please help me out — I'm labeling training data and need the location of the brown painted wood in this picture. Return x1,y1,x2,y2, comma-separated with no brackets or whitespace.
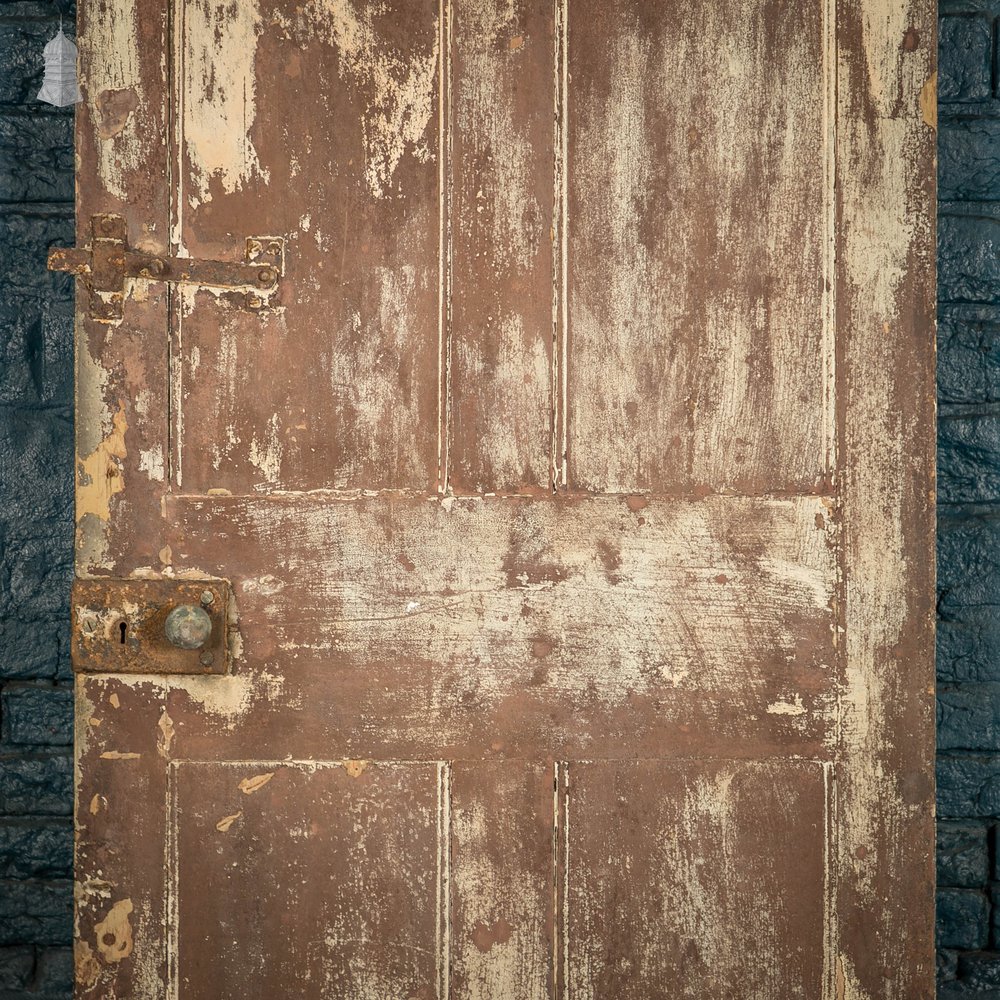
72,0,935,997
447,0,555,494
566,0,833,495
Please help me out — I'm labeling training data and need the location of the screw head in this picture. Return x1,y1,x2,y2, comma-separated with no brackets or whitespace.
164,604,212,650
246,293,264,310
199,651,215,667
200,590,215,606
257,266,277,286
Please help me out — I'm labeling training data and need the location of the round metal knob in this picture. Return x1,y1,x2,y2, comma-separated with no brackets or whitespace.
164,604,212,649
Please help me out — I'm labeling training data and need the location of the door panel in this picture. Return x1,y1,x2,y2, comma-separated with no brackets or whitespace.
567,0,832,493
72,0,936,996
565,761,829,999
170,761,446,999
173,0,443,493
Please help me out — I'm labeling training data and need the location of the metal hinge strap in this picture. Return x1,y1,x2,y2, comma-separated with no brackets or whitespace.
48,214,283,322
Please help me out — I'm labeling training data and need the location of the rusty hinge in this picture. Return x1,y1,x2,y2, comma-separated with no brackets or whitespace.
72,578,231,675
48,214,284,323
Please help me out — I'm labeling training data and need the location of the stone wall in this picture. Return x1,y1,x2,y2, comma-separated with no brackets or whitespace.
0,2,75,997
938,0,1000,994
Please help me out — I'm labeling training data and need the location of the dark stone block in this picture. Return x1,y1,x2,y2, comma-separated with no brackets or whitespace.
938,947,959,982
939,413,1000,504
0,684,72,746
938,754,1000,817
940,215,1000,305
0,286,73,405
940,15,994,103
0,819,71,878
0,752,72,815
0,880,72,946
0,208,74,297
937,888,990,949
0,110,72,203
0,18,75,108
938,821,989,887
0,947,33,991
0,410,73,519
938,514,1000,682
0,528,74,625
0,624,59,680
939,316,1000,405
959,951,1000,990
939,684,1000,750
34,946,71,995
941,121,1000,203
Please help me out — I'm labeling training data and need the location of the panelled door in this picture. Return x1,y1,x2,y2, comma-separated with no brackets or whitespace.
67,0,935,996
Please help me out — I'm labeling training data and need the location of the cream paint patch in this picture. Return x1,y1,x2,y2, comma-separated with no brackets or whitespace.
138,444,165,482
292,0,438,199
180,0,269,209
76,402,127,519
94,899,134,963
82,2,141,200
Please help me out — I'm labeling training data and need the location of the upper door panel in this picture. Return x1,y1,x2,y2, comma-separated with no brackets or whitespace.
169,0,833,497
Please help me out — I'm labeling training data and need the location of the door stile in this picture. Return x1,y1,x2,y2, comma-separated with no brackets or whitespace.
834,0,936,995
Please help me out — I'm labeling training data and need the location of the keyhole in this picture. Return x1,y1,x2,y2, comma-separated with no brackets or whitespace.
119,621,127,644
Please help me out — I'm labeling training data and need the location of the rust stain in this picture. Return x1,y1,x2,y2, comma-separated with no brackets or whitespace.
343,759,368,778
239,772,274,794
96,87,139,139
75,940,101,990
99,751,141,760
94,898,134,963
625,495,649,512
77,404,128,525
216,811,243,832
919,72,937,131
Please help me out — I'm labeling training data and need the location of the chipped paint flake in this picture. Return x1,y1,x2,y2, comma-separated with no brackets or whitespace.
94,898,134,963
239,772,274,795
77,403,127,526
216,811,243,832
99,750,141,760
157,709,175,758
294,0,438,198
180,0,269,208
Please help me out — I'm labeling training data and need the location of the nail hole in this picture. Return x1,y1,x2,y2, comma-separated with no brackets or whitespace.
119,621,127,644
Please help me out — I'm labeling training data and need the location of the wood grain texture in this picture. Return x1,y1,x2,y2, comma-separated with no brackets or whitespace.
170,761,443,999
75,0,171,575
565,761,829,999
159,493,837,759
450,762,553,1000
171,0,441,493
834,0,937,996
566,0,831,494
447,0,555,494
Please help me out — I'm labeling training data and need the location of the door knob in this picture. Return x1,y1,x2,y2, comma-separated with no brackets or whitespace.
164,604,213,649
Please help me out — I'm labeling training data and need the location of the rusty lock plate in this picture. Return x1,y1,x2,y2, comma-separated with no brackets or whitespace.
72,579,230,675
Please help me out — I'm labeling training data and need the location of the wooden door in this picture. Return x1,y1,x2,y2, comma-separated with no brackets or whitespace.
67,1,936,997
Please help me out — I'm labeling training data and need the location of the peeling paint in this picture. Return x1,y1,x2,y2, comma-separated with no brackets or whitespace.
180,0,269,208
94,898,134,964
239,772,275,795
291,0,438,198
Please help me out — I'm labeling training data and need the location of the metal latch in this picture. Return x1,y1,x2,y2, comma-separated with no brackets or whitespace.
48,214,283,322
72,579,230,675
